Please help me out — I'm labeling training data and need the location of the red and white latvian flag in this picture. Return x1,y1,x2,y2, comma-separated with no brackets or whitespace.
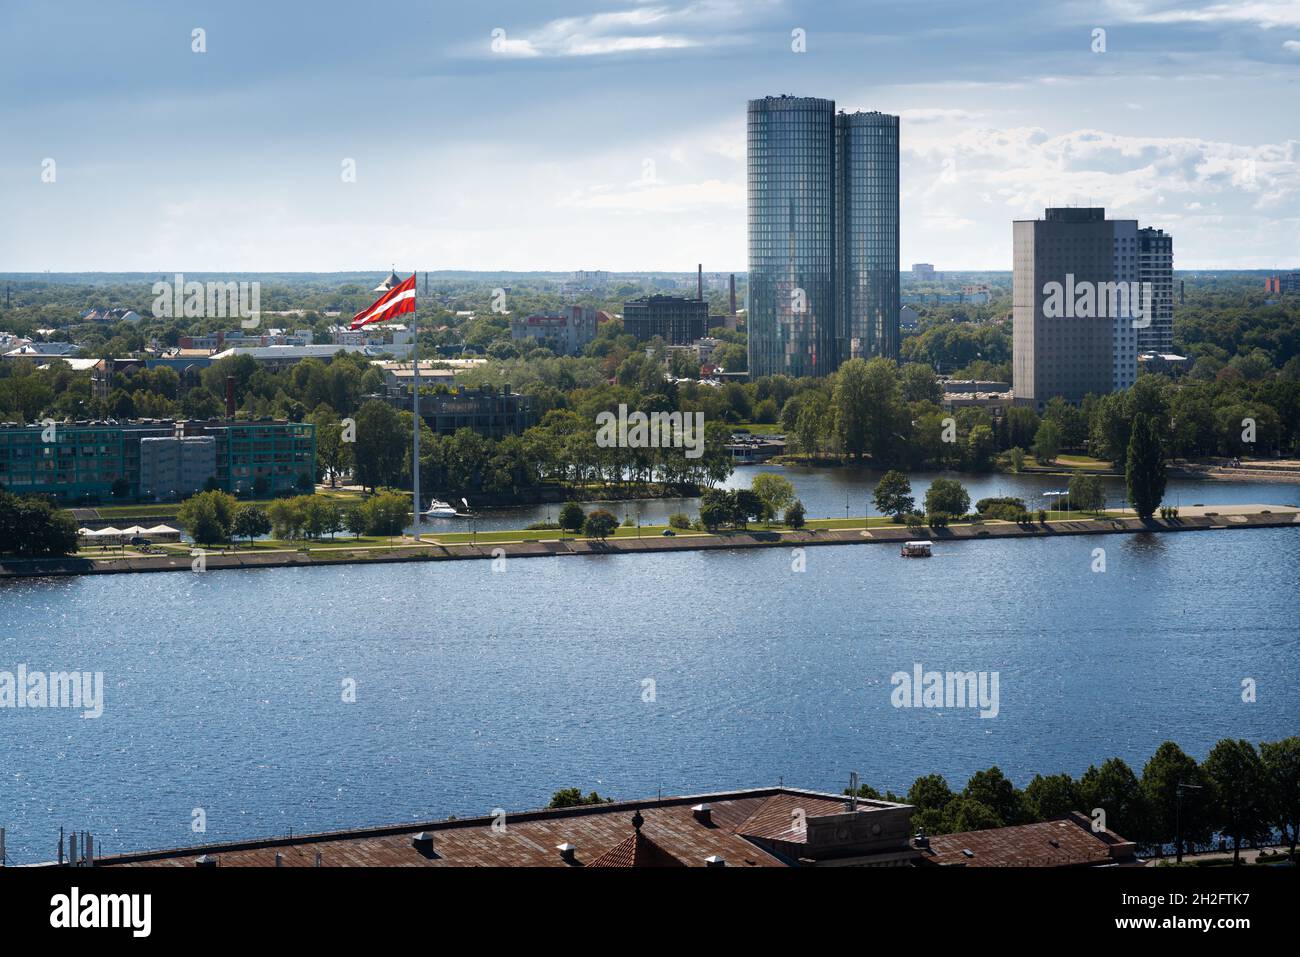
351,273,416,329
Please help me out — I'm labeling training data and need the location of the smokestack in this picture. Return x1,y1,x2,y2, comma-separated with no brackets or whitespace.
225,375,236,418
729,274,736,315
697,264,703,301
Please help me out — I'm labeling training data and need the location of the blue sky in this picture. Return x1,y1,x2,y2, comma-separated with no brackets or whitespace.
1,0,1297,271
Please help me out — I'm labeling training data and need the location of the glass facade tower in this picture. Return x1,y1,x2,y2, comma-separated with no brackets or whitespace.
747,96,837,379
836,111,900,363
747,95,899,378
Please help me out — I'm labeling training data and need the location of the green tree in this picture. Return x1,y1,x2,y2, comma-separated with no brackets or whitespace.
1079,758,1145,845
783,499,806,529
0,491,80,556
963,767,1022,827
1126,413,1166,519
924,478,970,517
547,788,613,809
731,489,765,529
353,400,406,491
1260,737,1300,857
1032,419,1062,464
1203,739,1268,865
1067,472,1105,513
873,469,914,520
1007,446,1025,473
558,501,585,534
359,489,410,536
964,423,996,472
177,490,237,545
231,504,271,546
1138,743,1206,853
583,508,618,540
750,472,795,521
1023,773,1082,822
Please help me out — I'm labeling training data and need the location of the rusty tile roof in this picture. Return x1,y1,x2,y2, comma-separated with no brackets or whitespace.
920,813,1138,868
96,786,901,868
587,828,686,868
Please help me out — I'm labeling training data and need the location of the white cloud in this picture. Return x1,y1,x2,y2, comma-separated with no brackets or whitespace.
477,1,764,59
1283,39,1300,52
1104,0,1300,30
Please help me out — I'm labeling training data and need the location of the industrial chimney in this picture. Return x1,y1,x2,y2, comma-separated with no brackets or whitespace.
225,375,236,418
697,263,703,301
729,274,736,315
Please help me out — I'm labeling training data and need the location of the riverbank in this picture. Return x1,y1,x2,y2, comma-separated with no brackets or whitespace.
4,504,1297,578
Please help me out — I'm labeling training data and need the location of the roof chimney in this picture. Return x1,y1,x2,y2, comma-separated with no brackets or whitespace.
195,854,218,868
691,803,712,825
556,842,578,865
704,855,726,867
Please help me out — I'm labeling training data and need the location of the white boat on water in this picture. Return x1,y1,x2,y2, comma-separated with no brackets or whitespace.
900,540,932,558
422,499,459,518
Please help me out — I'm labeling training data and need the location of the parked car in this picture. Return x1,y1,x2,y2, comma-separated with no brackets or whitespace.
661,529,676,537
129,536,152,546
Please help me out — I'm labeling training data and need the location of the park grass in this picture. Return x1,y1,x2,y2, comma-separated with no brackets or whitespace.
1023,454,1115,472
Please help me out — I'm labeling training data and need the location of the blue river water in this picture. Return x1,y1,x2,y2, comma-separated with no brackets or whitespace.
1,474,1297,863
415,464,1300,532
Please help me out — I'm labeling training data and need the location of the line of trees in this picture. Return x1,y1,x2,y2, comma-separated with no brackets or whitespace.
847,737,1300,862
0,489,80,556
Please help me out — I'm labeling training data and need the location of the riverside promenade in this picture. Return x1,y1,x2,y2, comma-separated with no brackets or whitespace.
2,505,1297,579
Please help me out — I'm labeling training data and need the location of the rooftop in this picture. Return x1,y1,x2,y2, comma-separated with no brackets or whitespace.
919,813,1137,867
93,786,916,868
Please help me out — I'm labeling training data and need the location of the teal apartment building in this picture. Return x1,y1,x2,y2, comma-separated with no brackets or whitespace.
0,419,316,503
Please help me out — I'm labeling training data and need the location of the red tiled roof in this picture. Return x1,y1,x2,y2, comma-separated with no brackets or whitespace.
921,813,1137,868
94,787,889,869
588,828,686,868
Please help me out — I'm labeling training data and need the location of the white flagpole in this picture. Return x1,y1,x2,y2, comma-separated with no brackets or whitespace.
412,270,420,543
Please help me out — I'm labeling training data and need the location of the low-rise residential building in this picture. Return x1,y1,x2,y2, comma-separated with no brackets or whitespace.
510,306,604,355
331,322,413,357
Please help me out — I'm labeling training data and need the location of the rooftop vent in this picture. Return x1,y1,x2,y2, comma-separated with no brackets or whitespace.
913,830,930,850
195,854,218,868
691,803,712,825
704,855,726,867
412,832,436,857
557,842,578,865
961,849,975,858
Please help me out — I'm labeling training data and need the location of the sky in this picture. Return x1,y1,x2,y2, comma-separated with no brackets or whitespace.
0,0,1297,272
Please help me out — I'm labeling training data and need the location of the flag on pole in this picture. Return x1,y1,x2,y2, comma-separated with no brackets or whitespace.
351,273,415,329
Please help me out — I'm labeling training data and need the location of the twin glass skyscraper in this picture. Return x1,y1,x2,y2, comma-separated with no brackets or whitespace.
747,96,899,379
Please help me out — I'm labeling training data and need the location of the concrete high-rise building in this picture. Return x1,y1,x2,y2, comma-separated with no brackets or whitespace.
1138,227,1174,353
1013,207,1152,411
836,110,900,363
746,95,899,378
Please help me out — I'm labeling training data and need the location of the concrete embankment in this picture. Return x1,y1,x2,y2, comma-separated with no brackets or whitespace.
2,507,1298,579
